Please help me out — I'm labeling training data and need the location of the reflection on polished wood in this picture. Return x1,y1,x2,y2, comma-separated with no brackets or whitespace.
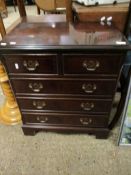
0,16,130,137
1,16,127,46
0,63,21,125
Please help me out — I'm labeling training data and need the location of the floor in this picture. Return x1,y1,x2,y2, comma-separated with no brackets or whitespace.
3,6,40,29
0,6,131,175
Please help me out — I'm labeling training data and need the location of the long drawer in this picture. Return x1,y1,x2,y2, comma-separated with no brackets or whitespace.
63,54,123,75
4,54,58,75
11,78,117,97
22,112,108,128
17,97,112,114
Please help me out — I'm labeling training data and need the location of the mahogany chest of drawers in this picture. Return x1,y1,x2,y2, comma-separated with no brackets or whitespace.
0,17,130,138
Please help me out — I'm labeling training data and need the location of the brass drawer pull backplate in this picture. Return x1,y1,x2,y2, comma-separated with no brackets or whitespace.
82,83,96,93
36,116,48,123
29,82,43,92
83,60,100,71
81,102,94,111
23,60,39,71
33,100,46,110
80,118,92,125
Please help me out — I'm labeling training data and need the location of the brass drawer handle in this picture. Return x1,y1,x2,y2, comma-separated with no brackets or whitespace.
83,60,99,71
80,118,92,125
82,83,96,93
23,60,39,71
81,102,94,111
33,100,46,110
37,116,48,123
29,82,43,92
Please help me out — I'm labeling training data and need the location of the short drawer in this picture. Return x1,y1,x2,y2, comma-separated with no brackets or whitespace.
17,97,112,114
22,112,108,128
4,54,58,75
11,78,117,97
63,54,123,75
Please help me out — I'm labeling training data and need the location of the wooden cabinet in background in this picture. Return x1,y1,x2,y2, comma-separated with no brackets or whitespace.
73,2,129,32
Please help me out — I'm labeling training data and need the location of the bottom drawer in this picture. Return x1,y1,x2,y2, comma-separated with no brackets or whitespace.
22,113,108,128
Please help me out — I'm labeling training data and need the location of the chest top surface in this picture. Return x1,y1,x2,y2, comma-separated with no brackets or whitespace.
0,16,130,51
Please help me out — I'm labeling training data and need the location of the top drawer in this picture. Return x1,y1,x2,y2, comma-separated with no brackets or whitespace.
4,54,58,75
63,54,124,75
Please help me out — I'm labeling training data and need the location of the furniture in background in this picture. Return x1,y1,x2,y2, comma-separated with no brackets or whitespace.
0,14,6,38
12,0,17,12
0,64,21,125
0,0,16,18
0,0,8,17
0,0,73,37
72,2,129,32
15,0,73,22
0,0,22,125
35,0,66,15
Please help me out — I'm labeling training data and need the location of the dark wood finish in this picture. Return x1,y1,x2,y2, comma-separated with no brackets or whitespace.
22,127,36,136
4,54,58,75
65,0,73,22
37,6,41,15
22,112,108,128
63,54,124,75
0,17,130,138
10,78,117,97
16,97,112,113
16,0,26,17
1,18,127,46
22,124,110,139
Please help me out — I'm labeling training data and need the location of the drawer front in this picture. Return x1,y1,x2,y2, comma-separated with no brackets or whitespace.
63,54,123,75
4,54,58,74
11,78,117,97
76,11,127,32
17,97,112,114
22,113,108,128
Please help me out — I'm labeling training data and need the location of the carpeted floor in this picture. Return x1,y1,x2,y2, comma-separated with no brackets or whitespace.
0,5,131,175
0,124,131,175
